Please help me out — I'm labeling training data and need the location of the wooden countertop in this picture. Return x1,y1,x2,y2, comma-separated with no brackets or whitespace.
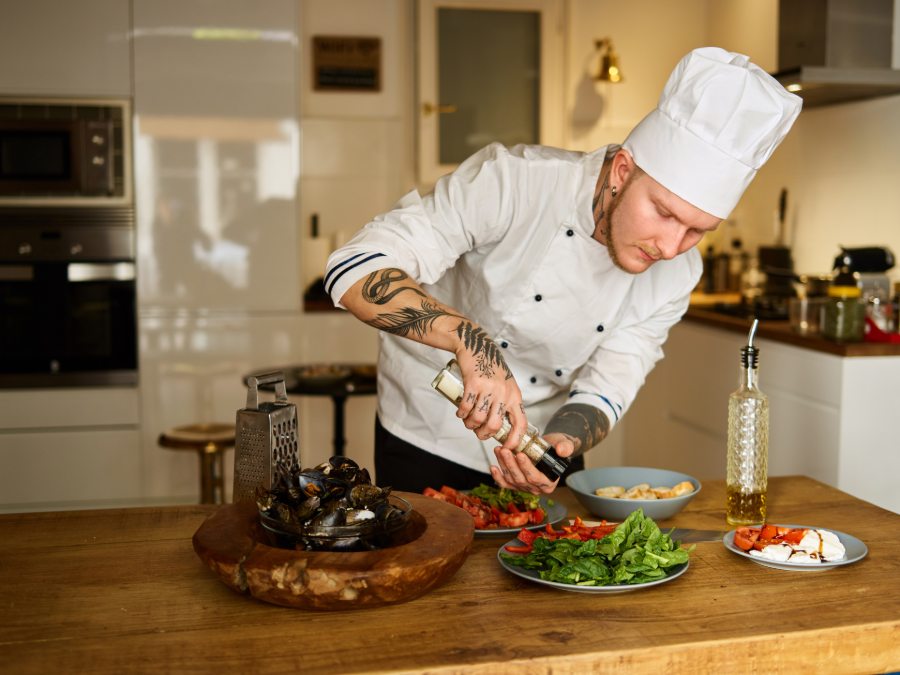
685,305,900,357
2,477,898,674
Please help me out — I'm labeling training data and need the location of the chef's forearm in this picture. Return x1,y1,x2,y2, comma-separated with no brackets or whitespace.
544,404,610,456
340,267,491,357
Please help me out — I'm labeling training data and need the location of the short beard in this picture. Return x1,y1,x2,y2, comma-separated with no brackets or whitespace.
603,168,643,274
604,192,627,272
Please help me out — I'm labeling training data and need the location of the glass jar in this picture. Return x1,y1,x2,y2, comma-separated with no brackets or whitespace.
822,285,866,342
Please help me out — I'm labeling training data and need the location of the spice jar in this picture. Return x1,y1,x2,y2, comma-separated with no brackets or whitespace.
822,285,865,342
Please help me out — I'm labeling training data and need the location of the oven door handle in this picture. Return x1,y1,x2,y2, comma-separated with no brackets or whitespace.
67,262,135,282
0,265,34,280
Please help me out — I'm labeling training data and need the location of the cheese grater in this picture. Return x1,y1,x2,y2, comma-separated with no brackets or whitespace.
232,371,300,503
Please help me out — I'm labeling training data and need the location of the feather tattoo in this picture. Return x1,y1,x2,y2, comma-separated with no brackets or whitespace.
368,300,459,339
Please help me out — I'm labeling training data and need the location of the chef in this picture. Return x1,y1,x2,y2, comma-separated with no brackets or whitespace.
324,47,801,494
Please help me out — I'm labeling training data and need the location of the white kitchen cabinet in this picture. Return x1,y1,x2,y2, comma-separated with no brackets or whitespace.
0,388,141,512
132,0,301,313
0,0,130,97
622,320,900,514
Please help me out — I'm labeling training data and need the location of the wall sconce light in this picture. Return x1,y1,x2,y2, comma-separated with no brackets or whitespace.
594,38,624,83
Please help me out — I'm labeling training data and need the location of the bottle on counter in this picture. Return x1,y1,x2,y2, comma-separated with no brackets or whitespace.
726,319,769,527
431,360,569,481
822,267,866,342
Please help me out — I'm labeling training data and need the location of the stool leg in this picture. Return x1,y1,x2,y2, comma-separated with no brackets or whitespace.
212,447,226,504
199,448,216,504
332,394,347,457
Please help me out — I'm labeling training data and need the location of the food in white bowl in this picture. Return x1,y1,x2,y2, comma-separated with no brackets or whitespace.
567,467,701,521
594,480,695,500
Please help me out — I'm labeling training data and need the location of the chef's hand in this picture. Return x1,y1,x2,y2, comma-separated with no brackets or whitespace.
489,433,575,495
453,349,527,451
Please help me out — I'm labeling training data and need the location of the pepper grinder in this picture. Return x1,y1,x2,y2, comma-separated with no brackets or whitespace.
431,360,568,481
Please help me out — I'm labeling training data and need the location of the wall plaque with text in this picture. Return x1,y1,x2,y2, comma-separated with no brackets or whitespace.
313,36,381,92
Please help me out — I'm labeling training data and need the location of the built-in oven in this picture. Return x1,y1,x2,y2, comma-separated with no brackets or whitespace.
0,260,137,388
0,97,136,388
0,206,136,389
0,97,130,206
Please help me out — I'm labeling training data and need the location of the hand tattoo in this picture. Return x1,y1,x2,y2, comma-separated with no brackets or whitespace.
544,404,610,455
454,321,512,380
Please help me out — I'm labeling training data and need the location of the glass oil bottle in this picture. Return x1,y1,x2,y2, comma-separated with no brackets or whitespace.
431,360,569,481
726,319,769,526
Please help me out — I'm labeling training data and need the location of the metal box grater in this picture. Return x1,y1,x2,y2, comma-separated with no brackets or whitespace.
232,372,300,503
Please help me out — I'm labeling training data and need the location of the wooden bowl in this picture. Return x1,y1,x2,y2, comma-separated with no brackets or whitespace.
193,492,473,610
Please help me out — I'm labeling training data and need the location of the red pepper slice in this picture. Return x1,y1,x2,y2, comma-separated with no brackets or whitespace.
503,544,532,554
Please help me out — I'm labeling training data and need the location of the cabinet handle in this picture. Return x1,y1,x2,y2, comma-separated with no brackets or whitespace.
422,102,458,116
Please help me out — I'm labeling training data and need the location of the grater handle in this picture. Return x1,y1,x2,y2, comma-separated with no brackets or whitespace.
245,371,288,410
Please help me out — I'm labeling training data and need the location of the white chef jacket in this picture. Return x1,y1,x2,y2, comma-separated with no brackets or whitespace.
324,143,702,473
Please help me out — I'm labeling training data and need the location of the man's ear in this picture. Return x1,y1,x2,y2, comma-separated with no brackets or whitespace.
611,149,637,187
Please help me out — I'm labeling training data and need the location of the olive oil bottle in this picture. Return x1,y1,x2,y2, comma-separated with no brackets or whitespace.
726,319,769,526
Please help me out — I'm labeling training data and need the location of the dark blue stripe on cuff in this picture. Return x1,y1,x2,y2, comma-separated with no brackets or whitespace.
325,252,386,295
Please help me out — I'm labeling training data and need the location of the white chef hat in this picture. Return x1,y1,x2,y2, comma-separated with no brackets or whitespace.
623,47,802,219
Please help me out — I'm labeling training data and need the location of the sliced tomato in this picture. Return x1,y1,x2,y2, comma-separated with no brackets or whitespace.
530,507,546,524
500,512,530,528
733,527,761,551
759,524,778,540
516,528,538,545
779,528,807,545
751,537,783,551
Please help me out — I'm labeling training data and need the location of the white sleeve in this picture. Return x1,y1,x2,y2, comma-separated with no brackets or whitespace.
323,142,515,307
567,250,703,427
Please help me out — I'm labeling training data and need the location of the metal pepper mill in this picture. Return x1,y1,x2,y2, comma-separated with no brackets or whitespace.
232,371,300,504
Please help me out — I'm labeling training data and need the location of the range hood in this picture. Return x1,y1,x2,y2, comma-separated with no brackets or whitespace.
773,0,900,107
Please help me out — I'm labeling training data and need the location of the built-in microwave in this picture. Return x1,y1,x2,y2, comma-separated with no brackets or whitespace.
0,98,131,206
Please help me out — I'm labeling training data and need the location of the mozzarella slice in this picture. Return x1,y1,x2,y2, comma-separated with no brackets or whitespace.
748,544,793,562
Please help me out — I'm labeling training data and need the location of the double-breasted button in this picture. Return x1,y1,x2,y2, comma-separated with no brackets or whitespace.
555,369,563,377
566,229,574,236
529,376,537,384
534,294,542,302
596,324,604,332
500,340,508,348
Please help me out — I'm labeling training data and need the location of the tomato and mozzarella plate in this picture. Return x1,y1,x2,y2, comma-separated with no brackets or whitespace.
733,524,846,563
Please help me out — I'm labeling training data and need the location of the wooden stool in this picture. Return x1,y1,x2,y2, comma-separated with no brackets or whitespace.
158,423,235,504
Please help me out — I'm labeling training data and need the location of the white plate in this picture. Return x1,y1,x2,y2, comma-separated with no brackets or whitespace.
723,525,868,571
475,499,567,537
496,538,689,593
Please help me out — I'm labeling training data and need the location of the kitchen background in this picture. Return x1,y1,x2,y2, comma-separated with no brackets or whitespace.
0,0,898,513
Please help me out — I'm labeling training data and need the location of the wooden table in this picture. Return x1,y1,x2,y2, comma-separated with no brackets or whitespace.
2,477,898,674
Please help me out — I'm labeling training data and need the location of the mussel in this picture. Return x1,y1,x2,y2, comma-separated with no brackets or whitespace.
257,455,408,551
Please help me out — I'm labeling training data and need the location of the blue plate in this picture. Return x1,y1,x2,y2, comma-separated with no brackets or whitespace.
497,537,690,593
723,525,868,571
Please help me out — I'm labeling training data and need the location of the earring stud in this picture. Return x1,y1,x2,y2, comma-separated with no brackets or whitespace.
611,185,618,197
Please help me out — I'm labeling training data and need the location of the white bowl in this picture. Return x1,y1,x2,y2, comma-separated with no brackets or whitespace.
566,467,701,521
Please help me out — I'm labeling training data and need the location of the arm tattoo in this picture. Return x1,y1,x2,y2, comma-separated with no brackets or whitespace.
454,321,512,380
544,404,610,455
362,269,426,305
367,299,460,339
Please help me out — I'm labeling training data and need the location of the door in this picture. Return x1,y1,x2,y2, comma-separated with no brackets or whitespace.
417,0,563,187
